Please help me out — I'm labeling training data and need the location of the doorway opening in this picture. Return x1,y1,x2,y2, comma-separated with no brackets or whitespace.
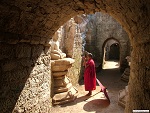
102,38,120,69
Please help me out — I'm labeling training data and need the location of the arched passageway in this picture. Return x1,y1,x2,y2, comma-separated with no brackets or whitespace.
109,43,120,60
0,1,150,113
102,38,122,70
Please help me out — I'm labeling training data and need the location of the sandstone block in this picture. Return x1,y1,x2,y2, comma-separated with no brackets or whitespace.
51,64,72,72
2,61,17,72
118,86,128,108
16,44,31,58
54,83,72,94
52,71,68,77
31,45,44,58
51,58,75,66
53,87,78,105
54,77,70,87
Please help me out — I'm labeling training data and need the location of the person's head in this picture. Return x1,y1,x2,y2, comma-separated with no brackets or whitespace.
87,53,93,60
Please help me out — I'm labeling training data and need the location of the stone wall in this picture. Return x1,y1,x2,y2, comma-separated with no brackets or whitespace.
0,0,150,112
55,12,130,84
85,12,130,71
0,32,51,113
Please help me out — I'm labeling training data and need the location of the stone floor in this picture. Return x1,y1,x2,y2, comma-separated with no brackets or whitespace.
50,61,127,113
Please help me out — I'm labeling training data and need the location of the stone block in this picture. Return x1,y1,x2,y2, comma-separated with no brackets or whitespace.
0,31,19,44
19,35,31,43
52,71,68,77
51,64,72,72
31,45,44,58
52,58,75,66
19,59,33,67
54,77,70,87
54,83,72,94
16,44,31,58
54,75,65,79
53,87,78,105
2,60,17,72
118,86,128,108
30,36,41,44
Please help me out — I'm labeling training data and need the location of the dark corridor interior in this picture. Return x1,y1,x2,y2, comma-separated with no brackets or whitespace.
108,43,120,60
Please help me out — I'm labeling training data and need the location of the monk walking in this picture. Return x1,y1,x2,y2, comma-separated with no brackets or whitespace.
83,53,96,96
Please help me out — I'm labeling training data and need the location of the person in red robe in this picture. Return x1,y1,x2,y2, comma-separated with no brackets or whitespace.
83,53,96,96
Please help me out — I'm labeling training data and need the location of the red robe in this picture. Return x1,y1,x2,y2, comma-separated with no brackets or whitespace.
84,59,96,91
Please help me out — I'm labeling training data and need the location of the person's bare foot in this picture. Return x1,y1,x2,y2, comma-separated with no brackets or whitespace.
85,91,92,96
100,89,103,92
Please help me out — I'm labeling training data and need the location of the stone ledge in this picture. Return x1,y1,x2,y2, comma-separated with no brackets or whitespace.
53,87,78,105
51,58,75,66
52,71,68,77
54,77,70,87
54,83,72,94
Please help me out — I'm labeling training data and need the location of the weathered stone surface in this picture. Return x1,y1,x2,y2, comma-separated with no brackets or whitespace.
85,12,130,71
51,57,78,105
0,0,150,112
118,86,128,108
57,17,83,85
52,71,68,77
51,58,75,66
53,87,78,105
54,83,72,94
51,58,75,72
121,67,130,82
0,42,51,113
16,44,31,58
54,76,70,87
51,64,72,72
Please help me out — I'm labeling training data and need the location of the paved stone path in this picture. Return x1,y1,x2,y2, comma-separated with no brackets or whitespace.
50,61,127,113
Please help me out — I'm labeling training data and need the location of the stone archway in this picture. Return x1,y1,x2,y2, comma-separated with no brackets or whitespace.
0,0,150,113
102,38,124,70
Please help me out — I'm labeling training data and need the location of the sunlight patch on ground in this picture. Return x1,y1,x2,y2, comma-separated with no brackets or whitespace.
103,61,119,69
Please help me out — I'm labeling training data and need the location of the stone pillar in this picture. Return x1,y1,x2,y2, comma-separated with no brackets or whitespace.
51,58,78,105
125,38,150,112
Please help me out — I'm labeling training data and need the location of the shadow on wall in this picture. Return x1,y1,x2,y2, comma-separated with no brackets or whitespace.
0,32,52,113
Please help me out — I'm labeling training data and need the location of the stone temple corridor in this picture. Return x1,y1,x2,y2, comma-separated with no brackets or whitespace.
50,62,128,113
0,0,150,113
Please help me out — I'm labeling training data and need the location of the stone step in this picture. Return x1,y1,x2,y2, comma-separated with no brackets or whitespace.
51,58,75,66
53,87,78,105
54,83,72,94
54,75,65,80
52,71,68,78
53,95,77,105
54,77,70,87
52,64,72,72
